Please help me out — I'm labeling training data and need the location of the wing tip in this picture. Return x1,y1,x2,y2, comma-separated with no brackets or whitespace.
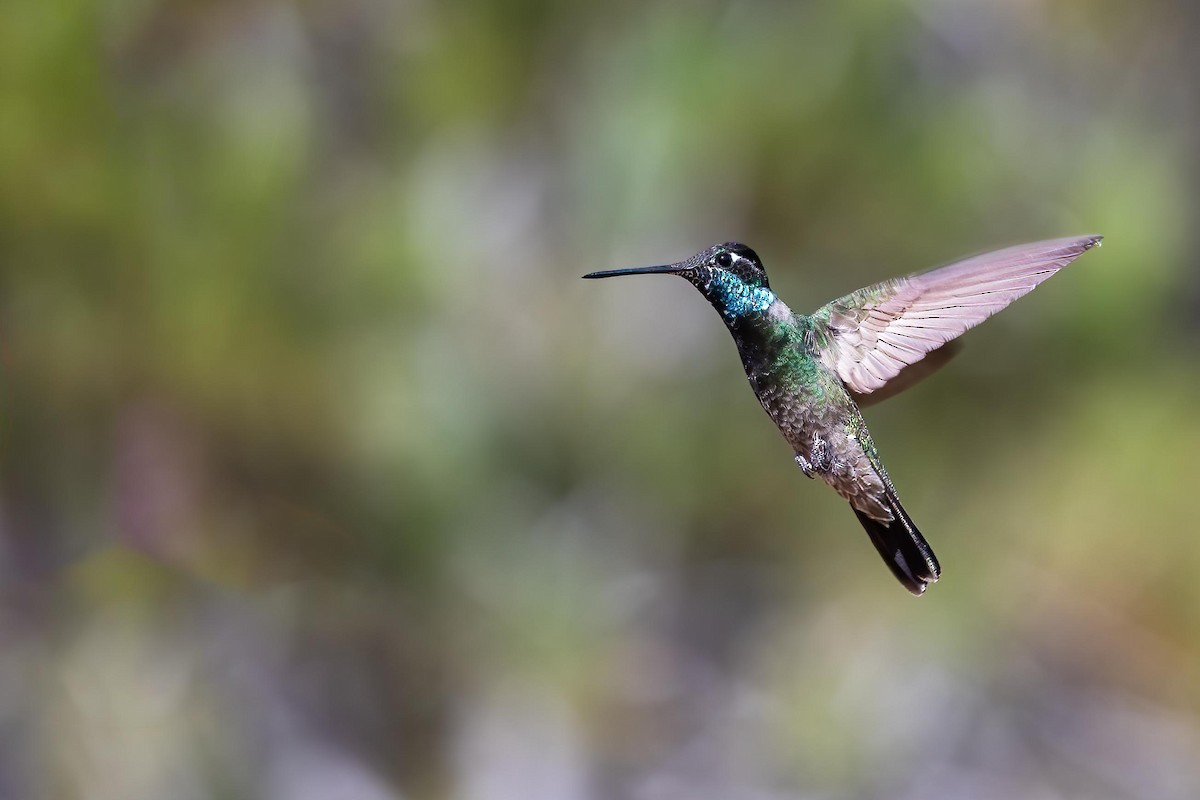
1039,233,1102,265
1048,234,1103,258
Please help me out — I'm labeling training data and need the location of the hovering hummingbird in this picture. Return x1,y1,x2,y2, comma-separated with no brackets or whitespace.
584,235,1102,594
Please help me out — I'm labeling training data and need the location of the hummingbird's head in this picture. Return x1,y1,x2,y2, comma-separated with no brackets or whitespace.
686,241,770,288
583,242,777,322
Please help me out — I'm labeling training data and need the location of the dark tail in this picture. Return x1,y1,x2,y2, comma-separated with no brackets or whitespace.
852,491,940,595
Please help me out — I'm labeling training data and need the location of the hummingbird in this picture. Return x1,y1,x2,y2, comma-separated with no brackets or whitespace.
584,235,1102,594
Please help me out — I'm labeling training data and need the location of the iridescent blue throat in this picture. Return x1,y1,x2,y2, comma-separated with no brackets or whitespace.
708,271,776,320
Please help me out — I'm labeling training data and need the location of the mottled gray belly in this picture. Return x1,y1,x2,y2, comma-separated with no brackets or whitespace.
753,381,892,521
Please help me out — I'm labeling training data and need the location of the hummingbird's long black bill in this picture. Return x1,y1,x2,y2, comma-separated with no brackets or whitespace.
582,264,681,279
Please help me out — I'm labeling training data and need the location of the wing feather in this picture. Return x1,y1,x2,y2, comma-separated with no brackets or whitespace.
816,235,1102,395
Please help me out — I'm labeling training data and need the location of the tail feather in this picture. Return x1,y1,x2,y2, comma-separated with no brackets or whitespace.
852,491,940,595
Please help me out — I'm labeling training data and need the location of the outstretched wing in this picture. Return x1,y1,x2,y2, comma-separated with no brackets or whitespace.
813,235,1102,396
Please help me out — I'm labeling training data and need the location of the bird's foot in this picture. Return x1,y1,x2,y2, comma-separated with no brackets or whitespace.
795,438,831,479
795,453,815,478
811,437,831,472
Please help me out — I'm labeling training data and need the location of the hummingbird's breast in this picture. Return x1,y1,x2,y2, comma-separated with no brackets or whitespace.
732,306,892,521
732,305,846,442
749,356,847,452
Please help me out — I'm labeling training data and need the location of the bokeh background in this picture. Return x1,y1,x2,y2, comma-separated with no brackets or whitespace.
3,1,1199,798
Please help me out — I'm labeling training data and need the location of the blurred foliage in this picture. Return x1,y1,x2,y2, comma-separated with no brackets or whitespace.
2,1,1199,798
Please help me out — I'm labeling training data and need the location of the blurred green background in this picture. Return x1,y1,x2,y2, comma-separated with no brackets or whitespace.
3,1,1199,798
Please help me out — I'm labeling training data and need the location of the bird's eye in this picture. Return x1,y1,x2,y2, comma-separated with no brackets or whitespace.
715,252,733,268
